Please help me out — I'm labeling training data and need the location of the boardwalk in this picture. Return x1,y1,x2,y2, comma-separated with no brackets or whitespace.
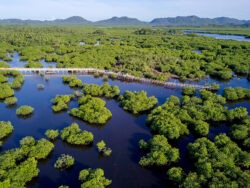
0,67,211,89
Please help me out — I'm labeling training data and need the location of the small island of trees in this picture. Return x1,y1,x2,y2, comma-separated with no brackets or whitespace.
54,154,75,169
223,87,250,101
118,90,158,114
82,83,120,98
16,105,34,116
4,96,18,106
69,95,112,124
60,123,94,145
0,121,14,139
51,94,73,112
79,168,112,188
97,140,112,156
45,129,59,140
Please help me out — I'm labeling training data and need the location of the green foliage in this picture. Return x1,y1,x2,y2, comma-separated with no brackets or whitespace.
60,123,94,145
20,136,54,159
230,116,250,148
11,75,24,89
182,87,196,96
118,91,158,114
223,87,250,101
0,157,39,188
139,135,179,167
0,61,10,68
0,121,13,139
97,140,112,156
69,95,112,124
82,83,120,98
37,84,44,89
16,105,34,116
185,134,250,187
79,168,112,188
51,94,73,112
199,89,226,104
54,154,74,169
4,96,17,105
167,167,184,183
24,61,43,68
45,129,59,140
147,98,189,139
0,74,8,83
0,83,14,99
58,185,69,188
62,75,82,87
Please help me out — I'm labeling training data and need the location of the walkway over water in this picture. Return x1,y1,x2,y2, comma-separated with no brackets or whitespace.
0,67,211,89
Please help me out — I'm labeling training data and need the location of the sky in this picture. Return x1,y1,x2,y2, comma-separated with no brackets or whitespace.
0,0,249,21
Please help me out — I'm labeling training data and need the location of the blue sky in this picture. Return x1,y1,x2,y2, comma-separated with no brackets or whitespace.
0,0,249,21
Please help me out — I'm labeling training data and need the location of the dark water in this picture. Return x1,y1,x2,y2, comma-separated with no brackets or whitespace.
0,55,249,187
184,31,250,42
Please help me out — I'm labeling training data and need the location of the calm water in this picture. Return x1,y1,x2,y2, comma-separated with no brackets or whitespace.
0,55,249,188
184,31,250,42
8,51,57,68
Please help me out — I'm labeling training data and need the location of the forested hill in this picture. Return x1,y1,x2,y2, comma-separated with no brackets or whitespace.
150,16,250,25
0,16,249,26
95,17,147,25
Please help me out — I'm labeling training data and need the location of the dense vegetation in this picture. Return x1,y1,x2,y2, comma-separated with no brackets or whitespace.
147,93,248,139
0,121,13,139
78,168,112,188
182,87,196,96
16,105,34,116
0,26,249,82
118,91,158,114
4,96,17,106
69,95,112,124
45,129,59,140
54,154,75,169
82,83,120,98
62,75,82,88
168,134,250,187
139,135,179,167
51,94,73,112
230,116,250,149
0,136,54,187
223,87,250,101
60,123,94,145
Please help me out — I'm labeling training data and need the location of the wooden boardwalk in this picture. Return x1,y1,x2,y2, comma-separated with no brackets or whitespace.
0,67,210,89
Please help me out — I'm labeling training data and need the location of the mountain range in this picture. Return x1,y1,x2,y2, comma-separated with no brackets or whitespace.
0,16,249,26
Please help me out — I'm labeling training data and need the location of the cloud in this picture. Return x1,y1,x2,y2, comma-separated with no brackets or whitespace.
0,0,249,20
